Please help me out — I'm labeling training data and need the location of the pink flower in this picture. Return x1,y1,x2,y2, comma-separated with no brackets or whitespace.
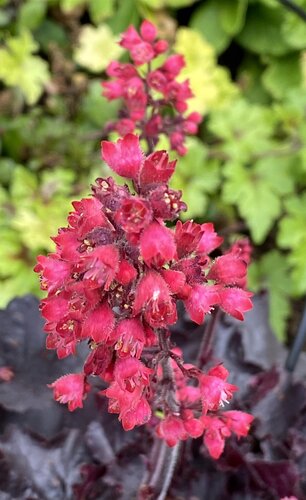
140,222,176,267
120,21,158,66
156,415,188,447
183,112,202,134
82,302,115,343
120,25,142,50
52,229,80,262
84,344,113,378
49,373,87,411
175,220,204,258
182,410,204,438
207,254,247,286
114,357,153,391
105,61,138,79
147,70,168,92
102,20,201,157
161,269,186,295
150,186,186,220
227,239,252,288
153,39,168,55
140,20,157,42
68,197,109,238
81,245,119,290
199,365,238,412
102,80,124,99
109,318,146,358
115,197,152,234
201,410,254,459
184,284,220,324
145,114,162,137
46,331,77,359
223,410,254,437
116,259,137,285
130,42,155,66
104,381,151,430
40,295,69,323
170,131,187,156
36,25,253,442
133,271,177,328
124,77,147,121
202,415,231,459
120,397,152,430
219,287,253,320
101,134,143,180
140,151,176,186
197,223,223,254
115,118,135,135
161,54,185,78
34,255,71,293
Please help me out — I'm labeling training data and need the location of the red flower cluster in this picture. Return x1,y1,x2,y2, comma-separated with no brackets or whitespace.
102,20,201,156
157,359,254,458
35,132,253,459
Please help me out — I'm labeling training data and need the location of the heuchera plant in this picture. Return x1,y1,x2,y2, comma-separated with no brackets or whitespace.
35,20,253,462
102,19,201,156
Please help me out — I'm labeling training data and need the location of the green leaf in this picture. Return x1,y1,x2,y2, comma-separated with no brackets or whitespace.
277,194,306,294
219,0,247,36
35,19,69,51
274,89,306,133
288,239,306,294
0,8,11,27
223,162,282,243
237,5,290,56
138,0,198,6
60,0,85,12
79,80,120,127
174,28,236,114
170,138,220,219
0,268,41,308
17,0,47,31
0,228,25,277
190,0,230,54
277,194,306,249
108,0,139,34
0,158,17,184
237,55,271,104
89,0,115,23
0,31,50,105
248,251,292,341
262,54,302,99
5,165,78,252
40,168,75,198
254,156,295,196
137,0,165,7
281,0,306,49
11,166,37,204
74,24,123,73
208,99,275,162
166,0,199,6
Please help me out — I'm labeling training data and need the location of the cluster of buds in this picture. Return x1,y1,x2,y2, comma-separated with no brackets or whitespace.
35,132,253,459
102,20,202,156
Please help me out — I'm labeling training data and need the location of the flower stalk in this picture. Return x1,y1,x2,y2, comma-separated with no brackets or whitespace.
35,21,254,489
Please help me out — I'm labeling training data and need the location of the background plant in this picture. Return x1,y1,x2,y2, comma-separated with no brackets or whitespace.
1,0,306,341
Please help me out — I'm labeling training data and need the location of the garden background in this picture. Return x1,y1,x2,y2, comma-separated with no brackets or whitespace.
1,0,306,342
1,1,306,498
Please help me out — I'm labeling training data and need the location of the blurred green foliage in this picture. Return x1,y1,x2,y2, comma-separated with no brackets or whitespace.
0,0,306,341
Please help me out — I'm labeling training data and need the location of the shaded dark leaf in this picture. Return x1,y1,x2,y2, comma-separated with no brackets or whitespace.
0,295,85,414
249,459,299,498
0,425,87,500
